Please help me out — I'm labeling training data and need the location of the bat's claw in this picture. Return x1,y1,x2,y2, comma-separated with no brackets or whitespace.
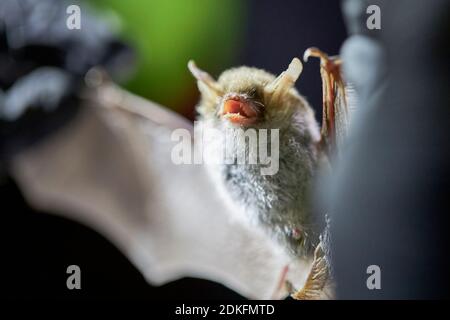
303,47,328,63
290,242,332,300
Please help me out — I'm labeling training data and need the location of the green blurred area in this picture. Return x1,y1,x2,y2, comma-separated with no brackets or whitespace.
90,0,245,114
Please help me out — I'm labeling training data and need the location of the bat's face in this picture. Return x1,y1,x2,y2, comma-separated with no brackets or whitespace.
189,58,306,130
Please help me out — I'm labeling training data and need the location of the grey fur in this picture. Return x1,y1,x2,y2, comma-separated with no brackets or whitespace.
196,66,322,258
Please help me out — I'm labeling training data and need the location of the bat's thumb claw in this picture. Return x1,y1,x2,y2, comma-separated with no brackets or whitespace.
303,47,328,63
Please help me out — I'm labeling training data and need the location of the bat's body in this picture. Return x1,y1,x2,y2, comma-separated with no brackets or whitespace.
195,65,321,258
190,51,346,299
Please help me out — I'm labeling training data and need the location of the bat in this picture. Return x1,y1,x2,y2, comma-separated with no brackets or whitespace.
9,48,352,300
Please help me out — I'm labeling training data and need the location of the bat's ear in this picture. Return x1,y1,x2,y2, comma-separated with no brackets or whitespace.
264,57,303,105
188,60,222,99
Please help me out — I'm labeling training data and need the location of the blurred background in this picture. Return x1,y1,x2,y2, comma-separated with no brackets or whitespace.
89,0,346,120
89,0,347,121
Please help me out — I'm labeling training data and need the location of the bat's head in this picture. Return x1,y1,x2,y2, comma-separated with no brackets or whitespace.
188,58,307,129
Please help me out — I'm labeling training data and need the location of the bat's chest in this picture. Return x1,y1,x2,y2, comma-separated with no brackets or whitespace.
210,131,319,256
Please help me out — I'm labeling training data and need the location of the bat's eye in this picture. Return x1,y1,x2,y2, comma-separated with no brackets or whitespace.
221,98,262,125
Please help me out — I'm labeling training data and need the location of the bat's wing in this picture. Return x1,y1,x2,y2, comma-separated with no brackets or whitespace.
9,80,311,299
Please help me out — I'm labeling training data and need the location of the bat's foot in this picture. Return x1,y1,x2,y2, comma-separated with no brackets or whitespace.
303,47,347,158
290,242,331,300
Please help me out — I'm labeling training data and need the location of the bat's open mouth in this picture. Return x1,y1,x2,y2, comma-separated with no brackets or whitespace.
221,98,262,125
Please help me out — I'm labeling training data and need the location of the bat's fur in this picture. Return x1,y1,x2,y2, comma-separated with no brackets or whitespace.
196,66,322,258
